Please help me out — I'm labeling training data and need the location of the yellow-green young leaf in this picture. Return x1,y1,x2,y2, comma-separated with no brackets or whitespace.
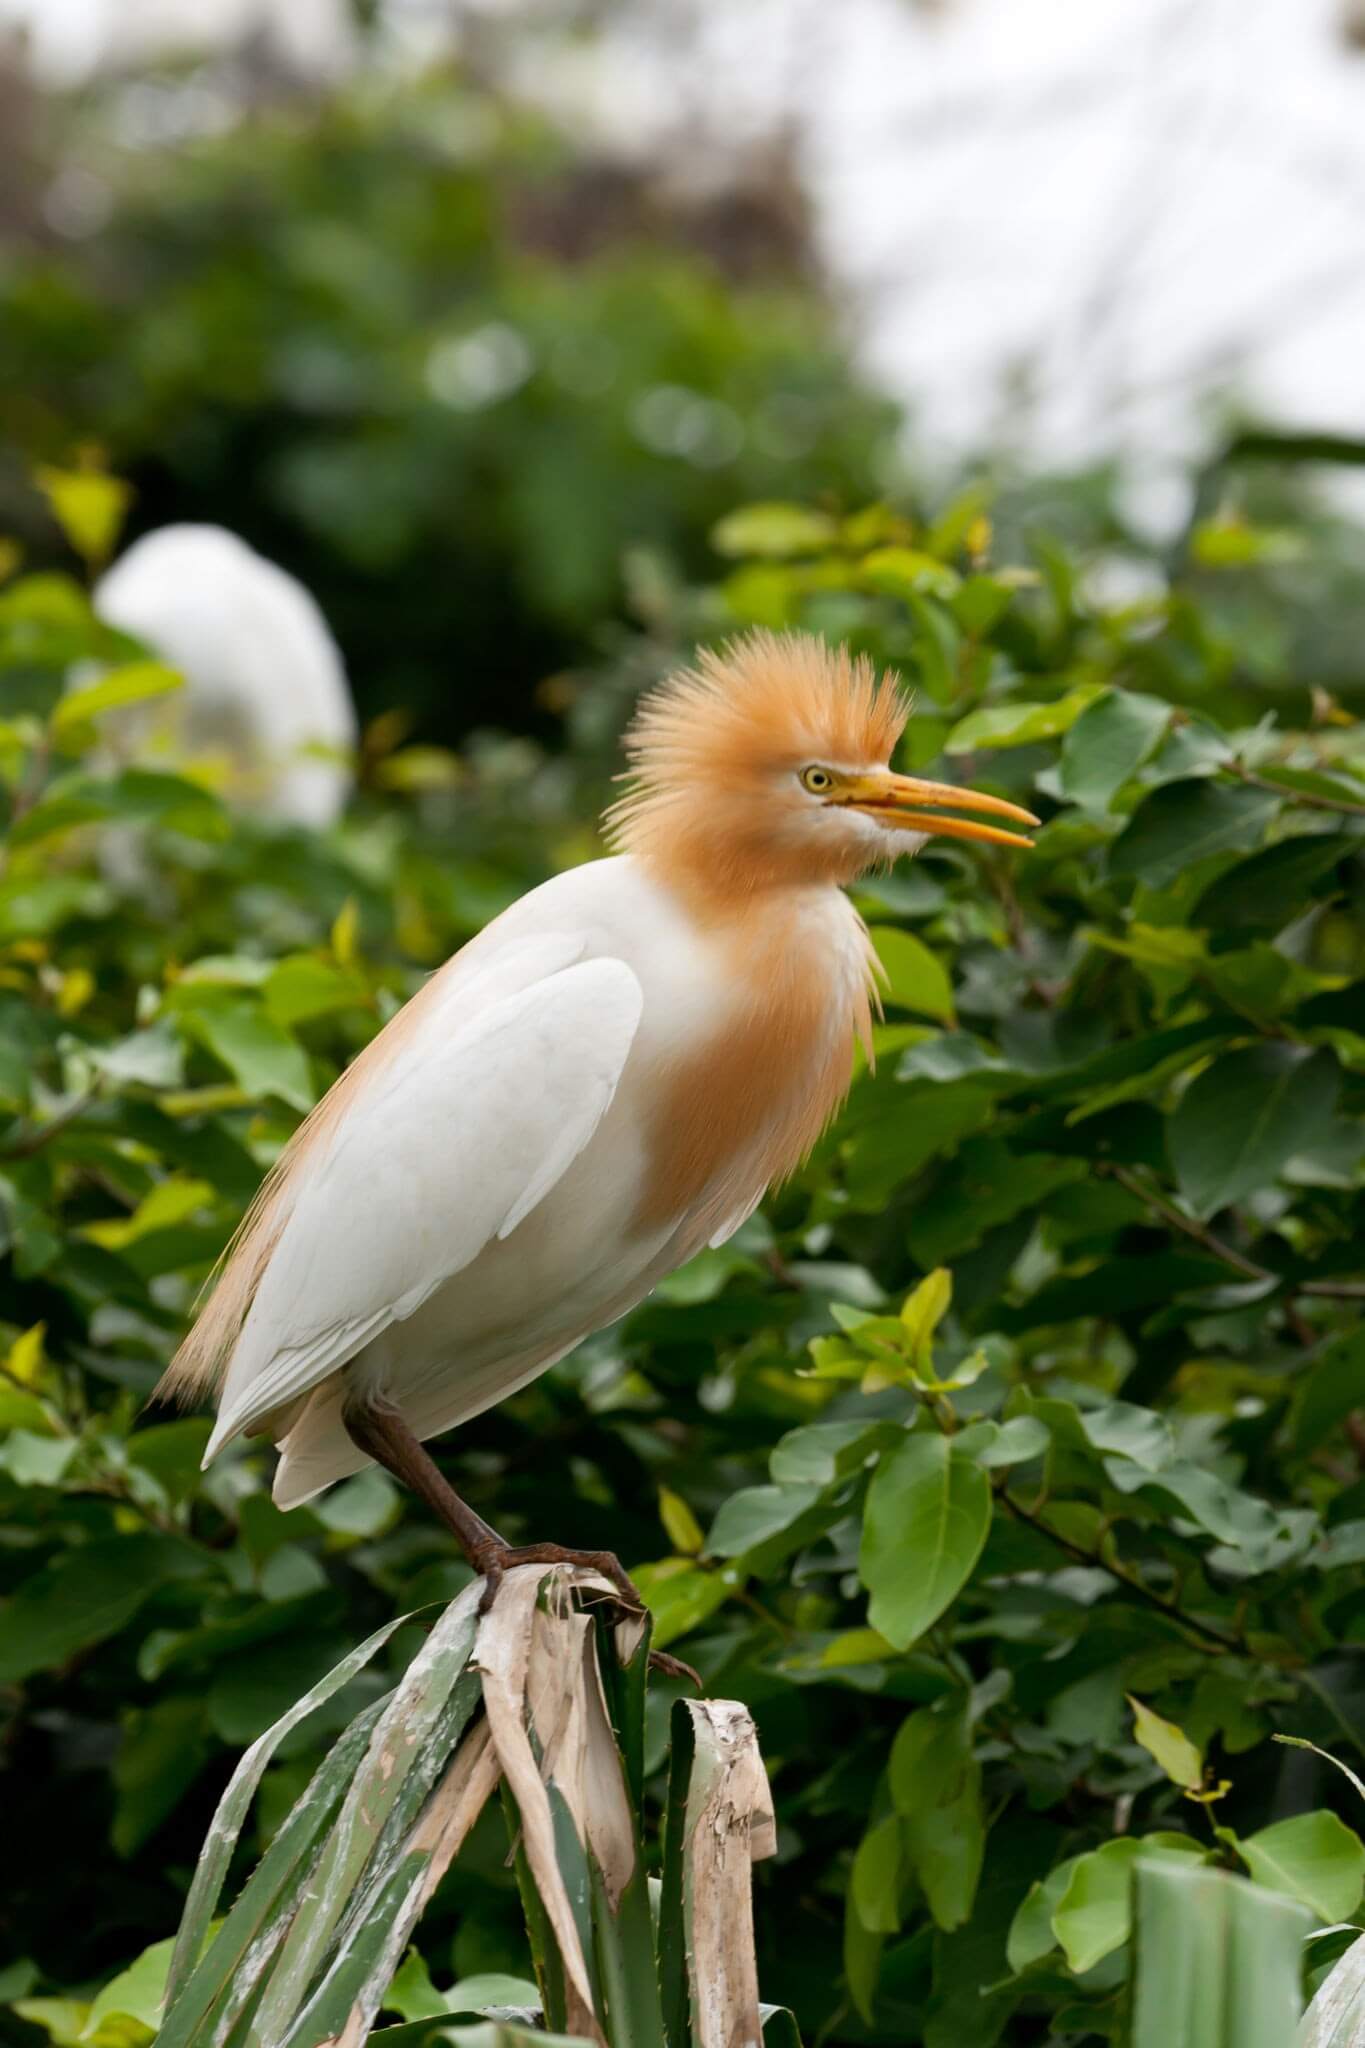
82,1176,217,1251
859,546,960,600
34,466,132,567
52,662,184,737
658,1486,704,1557
1128,1696,1204,1790
710,501,838,558
330,896,360,966
868,926,955,1023
6,1322,46,1386
1190,518,1304,569
899,1268,951,1373
373,745,465,792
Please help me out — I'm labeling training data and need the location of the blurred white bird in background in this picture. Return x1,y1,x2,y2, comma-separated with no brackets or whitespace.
93,523,357,827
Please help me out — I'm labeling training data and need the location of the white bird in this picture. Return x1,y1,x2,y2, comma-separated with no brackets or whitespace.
160,631,1035,1608
93,523,357,828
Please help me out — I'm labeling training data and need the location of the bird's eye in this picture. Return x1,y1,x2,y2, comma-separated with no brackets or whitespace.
799,765,835,794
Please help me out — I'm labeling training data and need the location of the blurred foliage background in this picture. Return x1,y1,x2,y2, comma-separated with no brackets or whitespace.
4,8,1365,2048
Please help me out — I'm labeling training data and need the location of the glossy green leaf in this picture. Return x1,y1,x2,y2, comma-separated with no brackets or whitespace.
1237,1811,1365,1921
944,683,1104,753
1059,686,1171,809
868,926,955,1023
0,1534,199,1685
859,1432,992,1651
1052,1836,1203,1973
1109,778,1280,887
1169,1043,1339,1217
710,502,838,557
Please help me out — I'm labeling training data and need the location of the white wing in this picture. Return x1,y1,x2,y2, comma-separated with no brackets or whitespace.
205,949,643,1457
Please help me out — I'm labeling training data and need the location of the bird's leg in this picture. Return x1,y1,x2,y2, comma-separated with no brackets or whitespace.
341,1396,698,1685
343,1393,505,1562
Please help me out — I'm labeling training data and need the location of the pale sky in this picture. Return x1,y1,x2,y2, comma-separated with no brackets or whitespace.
5,0,1365,520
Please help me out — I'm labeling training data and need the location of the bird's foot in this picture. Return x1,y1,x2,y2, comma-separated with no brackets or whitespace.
471,1540,699,1687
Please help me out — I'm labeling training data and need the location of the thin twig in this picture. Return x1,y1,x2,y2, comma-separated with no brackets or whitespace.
1105,1164,1365,1309
998,1487,1246,1657
1103,1163,1269,1281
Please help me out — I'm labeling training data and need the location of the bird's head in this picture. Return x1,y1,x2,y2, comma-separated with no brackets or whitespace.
608,629,1036,901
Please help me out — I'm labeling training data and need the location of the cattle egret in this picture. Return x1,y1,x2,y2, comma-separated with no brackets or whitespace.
93,524,357,827
161,630,1036,1612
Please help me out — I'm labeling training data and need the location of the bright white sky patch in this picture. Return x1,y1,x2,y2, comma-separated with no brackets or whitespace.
5,0,1365,506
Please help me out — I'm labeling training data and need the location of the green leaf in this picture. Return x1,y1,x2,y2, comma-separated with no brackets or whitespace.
958,1415,1051,1469
0,1428,77,1486
263,956,370,1027
868,926,955,1023
1191,832,1354,934
51,661,184,736
444,1974,544,2016
1007,1856,1083,1972
1059,687,1171,809
905,1140,1086,1266
1236,1811,1365,1921
658,1487,704,1556
35,465,132,565
1190,518,1303,568
112,1697,209,1857
0,1534,198,1684
1052,1836,1203,1973
0,874,108,942
1294,1328,1365,1455
860,546,960,600
706,1483,823,1559
1169,1043,1339,1218
898,1267,952,1373
180,1002,314,1110
633,1560,731,1649
710,502,838,557
850,1815,904,1934
841,1079,995,1204
83,1940,175,2039
1108,779,1279,888
769,1419,898,1486
9,768,225,849
1128,1696,1203,1790
385,1949,449,2021
860,1432,992,1651
888,1699,984,1929
944,683,1104,753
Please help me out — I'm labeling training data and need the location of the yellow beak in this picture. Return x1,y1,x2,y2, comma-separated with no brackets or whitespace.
840,770,1039,850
